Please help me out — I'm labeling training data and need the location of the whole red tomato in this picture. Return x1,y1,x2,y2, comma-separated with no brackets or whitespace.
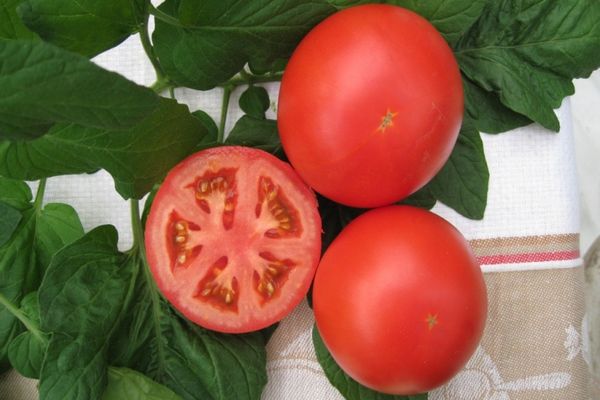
145,146,321,333
313,206,487,394
278,4,463,207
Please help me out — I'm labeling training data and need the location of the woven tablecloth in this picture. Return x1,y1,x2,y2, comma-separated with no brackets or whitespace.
0,35,591,400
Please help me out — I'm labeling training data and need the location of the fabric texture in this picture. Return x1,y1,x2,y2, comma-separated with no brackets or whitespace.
0,36,591,399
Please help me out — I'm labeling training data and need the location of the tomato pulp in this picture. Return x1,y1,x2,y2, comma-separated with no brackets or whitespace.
278,4,464,207
313,206,487,394
145,146,321,333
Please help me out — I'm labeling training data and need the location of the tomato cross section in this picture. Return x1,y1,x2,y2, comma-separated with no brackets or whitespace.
145,146,321,333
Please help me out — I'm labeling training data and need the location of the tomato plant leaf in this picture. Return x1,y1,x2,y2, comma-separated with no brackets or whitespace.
153,0,335,89
0,39,160,141
400,186,436,210
463,76,532,134
7,292,46,378
0,98,208,199
428,120,489,220
109,256,268,400
318,195,365,254
455,0,600,132
38,225,137,400
0,177,32,209
0,200,22,246
192,110,219,142
35,203,85,269
0,181,84,374
239,86,270,119
17,0,146,57
327,0,382,10
0,0,37,39
102,367,183,400
313,326,427,400
387,0,486,47
226,116,283,158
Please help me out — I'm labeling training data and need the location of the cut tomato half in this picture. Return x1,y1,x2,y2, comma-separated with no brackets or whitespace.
145,146,321,333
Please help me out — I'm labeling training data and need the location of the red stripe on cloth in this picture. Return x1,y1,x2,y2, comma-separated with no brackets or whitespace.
477,250,580,265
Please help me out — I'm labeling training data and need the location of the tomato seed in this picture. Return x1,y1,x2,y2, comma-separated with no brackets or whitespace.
266,282,275,297
200,181,209,193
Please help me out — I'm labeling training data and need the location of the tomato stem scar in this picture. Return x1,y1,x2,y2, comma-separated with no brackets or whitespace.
425,313,438,331
377,109,398,132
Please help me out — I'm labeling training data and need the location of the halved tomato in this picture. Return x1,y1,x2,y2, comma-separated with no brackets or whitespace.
145,146,321,333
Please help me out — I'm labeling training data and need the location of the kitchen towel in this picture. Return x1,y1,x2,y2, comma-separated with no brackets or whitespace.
0,36,591,400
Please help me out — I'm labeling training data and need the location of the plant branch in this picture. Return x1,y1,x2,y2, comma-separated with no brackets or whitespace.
129,199,167,377
220,71,284,89
33,178,46,211
139,14,165,82
150,79,171,94
130,200,145,257
148,3,185,28
0,292,45,343
218,86,233,143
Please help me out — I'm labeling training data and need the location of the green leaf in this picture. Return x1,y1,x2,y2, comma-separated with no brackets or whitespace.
312,326,427,400
317,195,364,254
192,110,219,141
0,206,37,368
327,0,382,10
428,120,489,219
455,0,600,131
0,186,84,369
225,116,282,157
18,0,146,57
7,292,46,378
109,257,268,400
0,98,208,199
388,0,486,46
0,0,37,39
35,203,85,269
153,0,335,90
102,367,183,400
239,86,270,119
463,76,531,134
0,200,22,246
400,186,436,210
39,226,137,400
0,39,160,141
0,177,31,209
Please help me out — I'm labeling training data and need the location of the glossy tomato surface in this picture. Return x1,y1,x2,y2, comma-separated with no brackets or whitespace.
278,4,463,207
313,206,487,394
145,146,321,333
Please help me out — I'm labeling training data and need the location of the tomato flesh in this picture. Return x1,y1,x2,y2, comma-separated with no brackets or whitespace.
145,146,321,333
313,206,487,394
278,4,464,207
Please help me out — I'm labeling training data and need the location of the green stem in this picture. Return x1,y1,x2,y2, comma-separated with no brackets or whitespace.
130,200,145,257
129,199,167,377
217,86,233,143
0,292,45,343
220,72,283,89
148,3,185,28
139,14,165,81
33,178,46,211
150,79,170,94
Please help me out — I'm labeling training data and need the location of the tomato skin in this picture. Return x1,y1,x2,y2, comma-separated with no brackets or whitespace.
145,146,321,333
313,206,487,394
278,4,463,207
